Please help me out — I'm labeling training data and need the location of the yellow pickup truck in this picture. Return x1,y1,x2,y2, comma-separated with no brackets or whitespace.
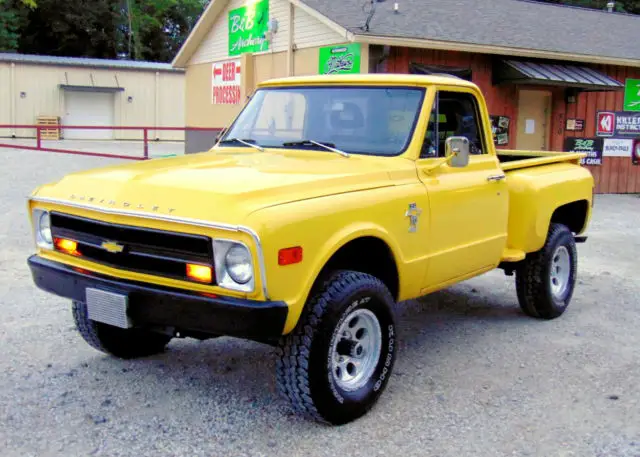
27,74,594,425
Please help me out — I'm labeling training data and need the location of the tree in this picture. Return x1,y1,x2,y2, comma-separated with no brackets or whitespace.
533,0,639,14
122,0,208,61
0,0,34,52
3,0,208,61
16,0,121,58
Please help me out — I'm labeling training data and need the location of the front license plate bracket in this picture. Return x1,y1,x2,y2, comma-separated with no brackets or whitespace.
86,288,131,329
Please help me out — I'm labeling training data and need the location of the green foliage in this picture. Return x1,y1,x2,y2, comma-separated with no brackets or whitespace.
533,0,639,14
3,0,208,61
123,0,208,61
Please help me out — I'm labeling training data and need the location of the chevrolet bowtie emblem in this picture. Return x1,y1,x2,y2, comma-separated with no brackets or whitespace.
101,241,125,254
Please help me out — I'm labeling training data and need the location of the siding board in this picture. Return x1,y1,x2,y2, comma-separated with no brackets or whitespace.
387,47,640,193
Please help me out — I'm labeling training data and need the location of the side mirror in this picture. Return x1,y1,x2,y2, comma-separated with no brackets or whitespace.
445,136,470,168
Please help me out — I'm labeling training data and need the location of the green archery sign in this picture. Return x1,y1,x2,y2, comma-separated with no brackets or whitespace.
624,79,640,112
318,43,361,75
228,0,269,56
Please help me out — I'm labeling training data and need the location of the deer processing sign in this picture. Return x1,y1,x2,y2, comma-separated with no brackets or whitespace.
212,58,241,105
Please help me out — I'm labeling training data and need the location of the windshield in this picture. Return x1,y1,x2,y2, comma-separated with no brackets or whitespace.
220,86,425,156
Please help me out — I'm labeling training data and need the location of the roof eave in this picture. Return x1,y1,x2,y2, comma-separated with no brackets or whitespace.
173,0,355,68
353,34,640,68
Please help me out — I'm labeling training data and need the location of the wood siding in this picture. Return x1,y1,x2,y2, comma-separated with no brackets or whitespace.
293,7,345,49
385,47,640,193
560,65,640,193
385,47,518,151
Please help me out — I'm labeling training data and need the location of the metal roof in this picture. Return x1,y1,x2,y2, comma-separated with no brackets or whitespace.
495,59,624,91
0,53,184,73
300,0,640,64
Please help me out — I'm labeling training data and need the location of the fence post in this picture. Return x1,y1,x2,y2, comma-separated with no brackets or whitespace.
143,128,149,159
36,126,41,150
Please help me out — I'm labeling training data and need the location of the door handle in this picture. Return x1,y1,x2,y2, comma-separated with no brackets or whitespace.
487,174,506,182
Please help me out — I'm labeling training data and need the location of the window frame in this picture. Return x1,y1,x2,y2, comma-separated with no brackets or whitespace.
219,85,427,157
419,88,489,159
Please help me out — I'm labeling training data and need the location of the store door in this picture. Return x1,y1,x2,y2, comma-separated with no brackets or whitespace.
516,90,551,151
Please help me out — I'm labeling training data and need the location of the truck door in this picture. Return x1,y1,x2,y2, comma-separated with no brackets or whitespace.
416,89,509,289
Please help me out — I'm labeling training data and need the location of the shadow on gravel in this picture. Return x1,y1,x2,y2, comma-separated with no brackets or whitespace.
65,282,528,426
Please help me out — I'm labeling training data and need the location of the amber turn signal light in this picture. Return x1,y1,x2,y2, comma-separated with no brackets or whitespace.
278,246,303,266
54,238,80,256
186,264,213,283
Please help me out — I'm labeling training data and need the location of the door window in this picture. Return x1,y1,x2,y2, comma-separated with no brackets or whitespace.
420,91,486,158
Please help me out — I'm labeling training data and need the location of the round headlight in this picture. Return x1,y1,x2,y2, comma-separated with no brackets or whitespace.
225,245,253,284
39,211,52,244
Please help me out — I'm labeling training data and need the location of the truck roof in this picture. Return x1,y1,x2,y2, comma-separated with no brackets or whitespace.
258,73,479,89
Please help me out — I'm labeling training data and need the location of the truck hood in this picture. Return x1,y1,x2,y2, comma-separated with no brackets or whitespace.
34,149,407,224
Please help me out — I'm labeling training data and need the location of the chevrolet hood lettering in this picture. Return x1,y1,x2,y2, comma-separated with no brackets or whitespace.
34,149,401,225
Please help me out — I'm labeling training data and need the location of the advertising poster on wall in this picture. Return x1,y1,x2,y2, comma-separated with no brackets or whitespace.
596,111,640,137
603,138,634,157
318,44,361,75
228,0,269,56
564,137,603,166
633,139,640,165
490,115,510,145
624,79,640,112
212,58,242,105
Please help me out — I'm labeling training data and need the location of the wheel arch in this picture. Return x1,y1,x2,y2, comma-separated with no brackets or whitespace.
282,226,403,335
549,199,590,234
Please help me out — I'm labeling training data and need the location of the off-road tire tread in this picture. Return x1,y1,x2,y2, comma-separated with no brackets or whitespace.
275,270,392,424
72,301,172,359
516,223,577,319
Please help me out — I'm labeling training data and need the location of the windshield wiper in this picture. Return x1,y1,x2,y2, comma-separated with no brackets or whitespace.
218,138,264,152
282,140,350,158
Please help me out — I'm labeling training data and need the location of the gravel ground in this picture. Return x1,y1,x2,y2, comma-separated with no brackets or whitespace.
1,147,639,457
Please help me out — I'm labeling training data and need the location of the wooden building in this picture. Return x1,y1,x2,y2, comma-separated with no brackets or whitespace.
173,0,640,193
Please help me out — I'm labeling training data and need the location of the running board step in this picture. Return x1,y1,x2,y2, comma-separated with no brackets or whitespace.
500,248,526,262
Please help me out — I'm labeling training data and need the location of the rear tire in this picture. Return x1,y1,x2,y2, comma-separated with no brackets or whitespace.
276,271,397,425
72,301,172,359
516,223,578,319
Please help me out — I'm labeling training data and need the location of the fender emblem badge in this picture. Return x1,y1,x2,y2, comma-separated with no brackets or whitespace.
405,203,422,233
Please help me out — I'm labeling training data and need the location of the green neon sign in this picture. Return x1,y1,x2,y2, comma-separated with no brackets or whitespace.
318,43,361,75
624,79,640,112
228,0,269,56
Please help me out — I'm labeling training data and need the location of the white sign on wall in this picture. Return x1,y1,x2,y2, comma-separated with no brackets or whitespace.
212,58,242,105
603,138,634,157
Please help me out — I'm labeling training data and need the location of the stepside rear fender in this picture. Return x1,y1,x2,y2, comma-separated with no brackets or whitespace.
505,163,594,254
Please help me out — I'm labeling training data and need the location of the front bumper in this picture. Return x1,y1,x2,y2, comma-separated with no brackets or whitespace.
28,255,288,340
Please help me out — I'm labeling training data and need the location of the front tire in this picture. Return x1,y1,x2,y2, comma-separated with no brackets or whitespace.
72,301,172,359
276,271,397,425
516,223,578,319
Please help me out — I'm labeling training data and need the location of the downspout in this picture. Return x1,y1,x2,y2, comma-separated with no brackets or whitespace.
154,71,160,140
10,63,16,137
287,3,294,76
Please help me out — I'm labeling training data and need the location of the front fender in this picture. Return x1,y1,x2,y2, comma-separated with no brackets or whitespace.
244,184,429,334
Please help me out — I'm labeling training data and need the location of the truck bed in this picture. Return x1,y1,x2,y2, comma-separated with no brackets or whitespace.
497,150,585,171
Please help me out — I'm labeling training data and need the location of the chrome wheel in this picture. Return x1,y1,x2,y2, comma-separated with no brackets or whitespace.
330,309,382,392
550,246,571,298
